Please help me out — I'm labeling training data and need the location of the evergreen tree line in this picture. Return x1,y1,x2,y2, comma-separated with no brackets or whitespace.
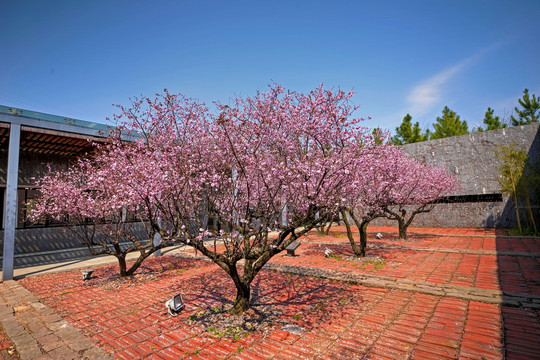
391,88,540,145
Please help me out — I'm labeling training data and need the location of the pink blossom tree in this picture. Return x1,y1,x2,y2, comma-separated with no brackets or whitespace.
32,162,176,277
340,145,400,256
31,92,210,276
380,155,458,239
340,145,457,254
32,85,377,315
198,85,380,314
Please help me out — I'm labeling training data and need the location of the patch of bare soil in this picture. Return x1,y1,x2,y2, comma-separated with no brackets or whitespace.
183,302,288,340
340,254,385,263
90,272,160,290
179,274,359,340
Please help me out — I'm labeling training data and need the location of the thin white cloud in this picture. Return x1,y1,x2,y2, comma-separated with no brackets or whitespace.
406,44,501,117
407,63,465,116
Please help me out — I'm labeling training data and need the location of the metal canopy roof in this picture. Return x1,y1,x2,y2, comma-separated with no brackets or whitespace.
0,105,109,133
0,124,104,156
0,105,111,156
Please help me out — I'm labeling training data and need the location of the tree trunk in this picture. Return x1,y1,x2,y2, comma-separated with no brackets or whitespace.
513,193,522,233
341,209,362,256
211,224,316,316
358,221,368,257
324,221,332,235
125,251,153,276
398,218,407,239
350,211,372,258
117,255,128,277
226,262,253,316
510,169,522,233
230,280,251,316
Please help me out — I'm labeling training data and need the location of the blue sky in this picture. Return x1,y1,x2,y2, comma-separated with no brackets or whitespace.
1,0,539,133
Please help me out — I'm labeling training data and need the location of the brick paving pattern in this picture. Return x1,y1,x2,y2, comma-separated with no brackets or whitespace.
2,227,539,359
0,280,112,360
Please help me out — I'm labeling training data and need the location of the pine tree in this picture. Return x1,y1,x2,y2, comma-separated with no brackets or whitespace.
391,114,428,145
478,107,506,132
511,89,539,126
430,106,469,140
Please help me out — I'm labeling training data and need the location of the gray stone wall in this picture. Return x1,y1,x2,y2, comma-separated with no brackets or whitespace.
400,124,540,196
371,198,513,228
372,123,540,228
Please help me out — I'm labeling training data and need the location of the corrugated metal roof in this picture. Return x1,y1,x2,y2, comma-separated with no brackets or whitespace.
0,105,111,156
0,105,110,133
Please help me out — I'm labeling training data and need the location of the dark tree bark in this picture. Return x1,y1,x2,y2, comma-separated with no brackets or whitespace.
383,205,433,240
397,217,407,239
113,246,165,277
341,208,382,257
317,214,337,235
117,254,128,277
124,250,155,276
74,222,173,277
191,219,319,316
341,208,363,256
324,221,333,235
358,220,368,256
229,266,252,315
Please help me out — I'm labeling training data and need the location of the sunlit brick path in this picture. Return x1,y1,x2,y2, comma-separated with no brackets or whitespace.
273,227,540,302
9,228,540,359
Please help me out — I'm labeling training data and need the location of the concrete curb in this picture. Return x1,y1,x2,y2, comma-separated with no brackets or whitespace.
263,263,540,309
308,240,540,258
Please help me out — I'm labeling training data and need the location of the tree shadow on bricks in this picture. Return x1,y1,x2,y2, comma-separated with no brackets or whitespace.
495,232,540,359
172,266,364,334
493,126,540,359
19,254,367,344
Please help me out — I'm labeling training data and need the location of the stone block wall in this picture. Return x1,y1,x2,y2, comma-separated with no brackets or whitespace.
372,123,540,228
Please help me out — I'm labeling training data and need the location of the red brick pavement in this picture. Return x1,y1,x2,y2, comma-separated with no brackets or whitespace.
15,228,540,359
274,242,500,291
301,227,540,297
